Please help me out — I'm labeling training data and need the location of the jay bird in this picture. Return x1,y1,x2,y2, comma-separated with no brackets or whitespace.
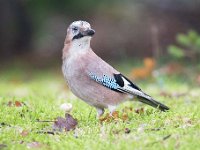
62,21,169,117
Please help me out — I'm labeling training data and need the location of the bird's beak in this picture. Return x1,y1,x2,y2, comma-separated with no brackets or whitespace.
82,29,95,37
73,29,95,40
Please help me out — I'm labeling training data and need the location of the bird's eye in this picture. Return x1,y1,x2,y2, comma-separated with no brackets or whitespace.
72,27,78,31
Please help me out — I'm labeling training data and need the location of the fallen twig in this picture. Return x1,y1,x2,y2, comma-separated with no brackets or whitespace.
146,134,171,146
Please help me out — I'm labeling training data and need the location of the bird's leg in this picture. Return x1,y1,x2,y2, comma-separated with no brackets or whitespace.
96,108,104,118
108,105,117,116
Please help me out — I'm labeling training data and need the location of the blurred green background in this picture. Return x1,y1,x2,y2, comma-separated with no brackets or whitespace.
1,2,200,149
1,0,200,66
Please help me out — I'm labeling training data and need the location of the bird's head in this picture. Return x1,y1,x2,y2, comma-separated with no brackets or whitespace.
65,21,95,45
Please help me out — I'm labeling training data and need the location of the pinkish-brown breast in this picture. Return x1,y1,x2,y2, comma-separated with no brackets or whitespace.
62,49,128,109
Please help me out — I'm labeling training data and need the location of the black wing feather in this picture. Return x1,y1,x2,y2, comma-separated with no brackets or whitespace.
114,73,141,91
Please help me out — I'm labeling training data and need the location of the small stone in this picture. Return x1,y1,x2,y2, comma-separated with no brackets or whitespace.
60,103,73,112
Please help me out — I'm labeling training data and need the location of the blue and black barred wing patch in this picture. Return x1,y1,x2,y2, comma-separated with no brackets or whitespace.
88,72,143,95
88,72,124,93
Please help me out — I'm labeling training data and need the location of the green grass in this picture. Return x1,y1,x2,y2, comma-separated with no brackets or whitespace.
0,65,200,150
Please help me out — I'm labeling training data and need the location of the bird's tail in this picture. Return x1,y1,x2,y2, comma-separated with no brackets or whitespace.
137,94,169,111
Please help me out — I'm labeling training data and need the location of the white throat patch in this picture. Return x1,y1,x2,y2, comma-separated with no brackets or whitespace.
67,36,91,58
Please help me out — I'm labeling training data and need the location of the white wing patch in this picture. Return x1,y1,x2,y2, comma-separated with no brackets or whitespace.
119,76,151,99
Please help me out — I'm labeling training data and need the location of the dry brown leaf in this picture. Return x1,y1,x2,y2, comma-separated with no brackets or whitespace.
15,101,23,107
99,111,129,123
99,113,112,123
130,57,156,80
122,113,128,121
144,58,156,69
7,101,23,107
135,108,144,114
99,112,118,123
112,111,119,119
53,113,78,132
122,106,133,113
21,130,29,137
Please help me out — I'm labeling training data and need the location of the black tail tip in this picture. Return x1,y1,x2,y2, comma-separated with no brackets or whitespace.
158,105,170,112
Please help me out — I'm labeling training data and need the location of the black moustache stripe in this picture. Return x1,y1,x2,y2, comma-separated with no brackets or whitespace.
73,33,84,40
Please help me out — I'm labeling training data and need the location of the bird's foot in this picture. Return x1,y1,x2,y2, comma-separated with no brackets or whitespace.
108,105,117,116
96,108,104,118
